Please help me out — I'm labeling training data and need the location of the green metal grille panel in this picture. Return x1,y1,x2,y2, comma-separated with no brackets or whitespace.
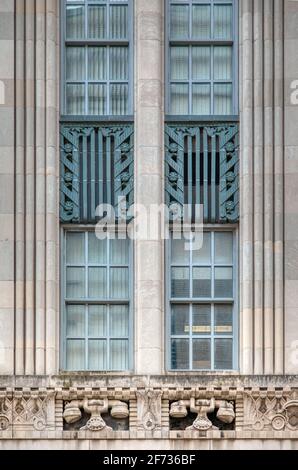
165,123,239,223
60,124,134,223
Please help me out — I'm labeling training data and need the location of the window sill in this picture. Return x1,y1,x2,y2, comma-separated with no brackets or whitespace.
165,114,239,123
60,115,134,123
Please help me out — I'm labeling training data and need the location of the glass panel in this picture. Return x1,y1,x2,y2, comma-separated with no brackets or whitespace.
214,84,233,115
88,305,106,336
66,5,85,39
214,46,233,80
66,84,85,115
193,267,211,298
110,238,129,265
215,305,233,334
110,47,128,80
110,339,128,370
110,5,128,39
88,84,107,115
193,339,211,369
170,47,189,80
66,232,85,264
66,47,85,80
192,84,211,115
170,4,189,39
88,47,106,80
170,84,189,114
214,267,233,298
66,267,85,298
88,5,106,39
171,339,189,369
88,232,107,264
66,340,85,370
110,268,129,299
192,305,211,334
192,5,211,38
66,305,85,337
171,305,189,335
214,339,233,369
171,267,190,298
110,84,128,115
192,46,210,80
214,5,233,39
110,305,129,336
215,232,233,264
193,232,211,264
88,267,107,298
88,339,106,370
171,238,189,265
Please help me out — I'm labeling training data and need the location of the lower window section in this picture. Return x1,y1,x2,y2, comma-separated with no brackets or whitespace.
170,304,233,371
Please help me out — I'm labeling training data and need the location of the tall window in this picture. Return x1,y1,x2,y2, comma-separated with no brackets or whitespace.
167,0,238,115
169,231,237,370
64,231,131,371
63,0,132,116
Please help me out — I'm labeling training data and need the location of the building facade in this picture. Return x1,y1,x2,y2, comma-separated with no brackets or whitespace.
0,0,298,450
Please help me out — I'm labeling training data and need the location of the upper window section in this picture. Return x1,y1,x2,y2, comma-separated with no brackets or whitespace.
167,0,238,116
63,0,132,116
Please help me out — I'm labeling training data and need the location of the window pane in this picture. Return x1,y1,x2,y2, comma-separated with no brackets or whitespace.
192,84,211,115
214,5,233,39
110,339,128,370
170,47,189,80
88,305,106,336
110,268,129,299
170,84,188,114
88,5,106,39
214,84,233,115
110,238,129,265
214,267,233,298
193,305,211,334
214,339,233,369
171,238,189,265
171,305,189,335
66,47,85,80
110,305,129,336
214,46,233,80
88,84,107,115
171,339,189,369
193,339,211,369
88,232,107,264
170,5,189,39
66,84,85,115
66,232,85,264
215,305,233,334
88,47,106,80
88,267,107,298
66,5,85,39
66,267,85,298
192,5,211,38
110,5,128,39
110,47,128,80
110,84,128,115
193,267,211,298
66,339,85,370
88,339,106,370
171,267,190,298
66,305,85,337
193,232,211,264
215,232,233,264
192,46,210,80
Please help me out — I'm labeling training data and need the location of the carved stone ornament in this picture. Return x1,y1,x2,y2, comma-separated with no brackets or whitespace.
136,390,162,431
63,399,129,432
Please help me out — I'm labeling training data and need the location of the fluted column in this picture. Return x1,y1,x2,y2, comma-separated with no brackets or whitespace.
240,0,284,374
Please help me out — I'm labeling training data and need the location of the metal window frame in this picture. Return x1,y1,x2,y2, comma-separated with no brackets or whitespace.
61,0,134,118
60,226,134,372
165,0,239,118
166,226,239,372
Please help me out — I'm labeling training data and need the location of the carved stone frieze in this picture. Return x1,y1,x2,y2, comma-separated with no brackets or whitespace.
136,389,162,431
